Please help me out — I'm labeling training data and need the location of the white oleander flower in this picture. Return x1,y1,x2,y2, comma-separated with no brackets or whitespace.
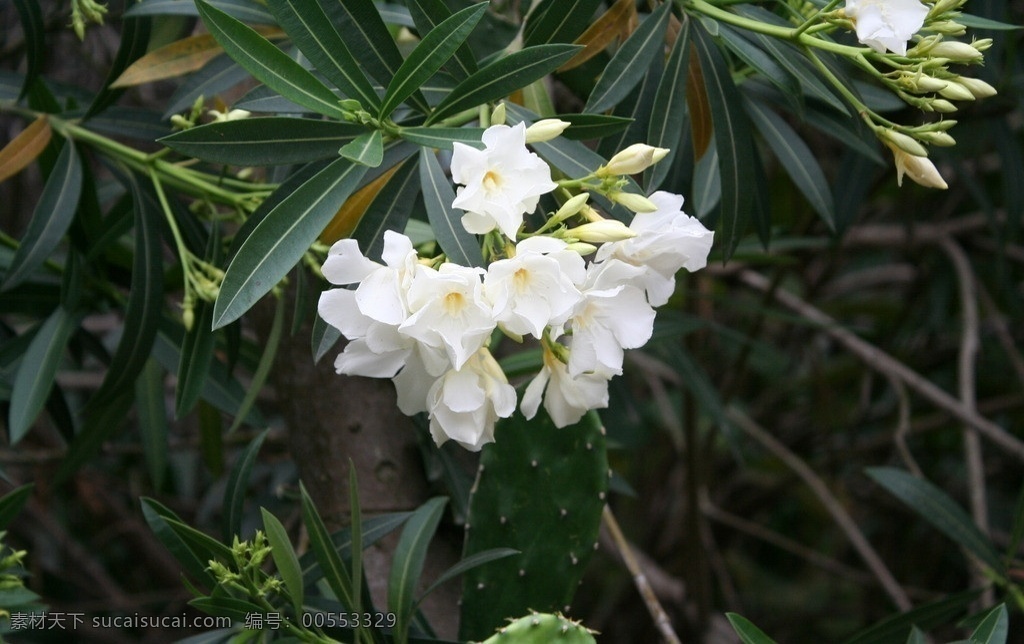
567,260,656,377
426,349,516,451
521,345,611,428
400,263,495,370
596,191,714,306
885,143,948,189
484,237,585,339
845,0,928,56
451,122,557,239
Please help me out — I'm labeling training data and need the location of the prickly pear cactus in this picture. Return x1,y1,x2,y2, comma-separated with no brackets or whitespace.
476,611,598,644
459,409,608,641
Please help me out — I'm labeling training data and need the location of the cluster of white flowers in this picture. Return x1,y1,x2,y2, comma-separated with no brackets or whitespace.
319,121,713,450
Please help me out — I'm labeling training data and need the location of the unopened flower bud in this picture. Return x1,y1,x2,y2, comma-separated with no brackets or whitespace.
919,131,956,146
938,80,975,101
926,41,983,63
209,108,251,123
930,119,958,131
930,98,958,113
611,191,658,213
973,38,993,53
928,0,964,18
170,114,193,130
579,204,604,223
525,118,570,143
957,76,997,98
554,193,589,220
878,129,928,157
885,143,948,189
491,103,507,126
564,242,598,256
338,99,362,112
924,20,966,36
912,75,949,93
571,220,636,243
598,144,670,176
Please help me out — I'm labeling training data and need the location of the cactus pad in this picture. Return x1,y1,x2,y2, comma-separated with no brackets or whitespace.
458,409,608,641
476,611,598,643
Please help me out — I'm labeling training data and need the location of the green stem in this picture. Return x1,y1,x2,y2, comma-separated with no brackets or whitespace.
791,0,843,38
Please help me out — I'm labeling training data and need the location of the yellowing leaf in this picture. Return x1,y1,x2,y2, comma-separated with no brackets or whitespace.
0,116,52,184
559,0,636,71
111,27,285,88
320,165,401,244
687,46,712,160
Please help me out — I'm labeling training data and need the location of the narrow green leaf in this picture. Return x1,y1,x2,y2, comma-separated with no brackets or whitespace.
126,0,274,24
744,97,835,230
426,44,579,126
312,314,342,364
164,54,250,118
352,156,421,262
85,15,152,119
300,482,358,610
843,590,982,644
299,513,413,581
89,173,163,408
213,156,368,328
53,389,135,486
555,114,632,141
584,2,671,114
389,497,447,639
161,118,363,166
141,498,218,588
190,597,266,622
716,22,800,107
399,126,485,150
957,14,1023,30
380,3,487,118
197,399,225,476
645,19,690,191
176,300,216,418
1007,481,1024,560
969,604,1008,644
417,547,518,605
418,148,483,267
12,0,44,100
340,130,384,167
9,308,76,444
0,484,34,530
134,358,169,489
268,0,382,110
227,300,282,433
223,428,269,541
726,613,778,644
905,626,927,644
262,508,305,618
693,23,754,259
195,0,348,119
348,464,363,618
866,467,1004,573
523,0,601,47
164,515,235,564
408,0,478,80
3,140,83,291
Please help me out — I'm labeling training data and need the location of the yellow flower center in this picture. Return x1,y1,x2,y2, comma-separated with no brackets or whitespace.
443,291,466,315
482,169,502,195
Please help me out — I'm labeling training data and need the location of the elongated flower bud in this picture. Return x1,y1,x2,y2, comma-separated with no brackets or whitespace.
878,129,928,157
938,80,975,101
491,102,507,126
598,144,670,176
525,119,570,143
885,142,948,189
925,41,983,63
611,191,658,213
957,76,997,98
554,193,590,220
571,220,636,243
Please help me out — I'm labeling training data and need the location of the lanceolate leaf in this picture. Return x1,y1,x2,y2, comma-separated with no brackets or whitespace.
418,148,483,268
213,156,368,328
225,295,281,433
195,0,348,120
224,429,269,541
399,127,485,150
126,0,274,24
176,300,216,418
300,483,358,611
426,45,580,126
262,509,305,618
85,15,152,118
380,2,487,118
54,389,135,486
111,33,233,89
0,484,34,529
744,97,836,230
726,614,778,644
134,359,169,489
645,19,690,191
339,130,384,167
0,116,52,184
523,0,601,47
3,140,83,291
8,307,77,444
555,114,632,141
692,23,754,259
12,0,44,100
161,118,363,166
584,2,671,114
164,55,249,119
268,0,381,111
389,497,447,641
843,589,982,644
866,468,1004,574
409,0,478,81
352,157,422,261
969,604,1008,644
141,498,218,589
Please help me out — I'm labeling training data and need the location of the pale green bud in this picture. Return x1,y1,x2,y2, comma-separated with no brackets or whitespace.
170,114,193,130
338,99,362,112
913,75,949,93
957,76,997,98
571,220,636,243
928,0,965,18
878,129,928,157
918,131,956,146
525,118,571,143
927,41,983,63
553,192,589,220
973,38,993,53
611,191,658,213
925,20,966,36
490,102,507,126
938,80,975,101
931,98,958,113
930,119,958,131
598,144,670,176
564,242,598,256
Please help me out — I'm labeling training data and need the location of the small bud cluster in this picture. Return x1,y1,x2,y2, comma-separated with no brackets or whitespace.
319,118,713,450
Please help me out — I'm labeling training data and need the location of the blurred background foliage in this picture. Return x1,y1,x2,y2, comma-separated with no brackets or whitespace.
0,0,1023,642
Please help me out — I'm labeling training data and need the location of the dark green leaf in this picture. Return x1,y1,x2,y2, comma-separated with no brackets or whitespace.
339,130,384,167
418,148,483,267
190,596,266,622
197,400,224,476
300,482,357,610
165,515,235,564
12,0,44,100
312,314,343,364
584,2,671,114
213,156,368,328
53,389,134,486
555,114,633,141
164,54,251,119
3,140,83,291
380,3,487,118
409,0,478,80
693,23,754,260
905,626,926,644
969,604,1008,644
141,498,218,588
176,300,216,418
958,14,1023,30
299,513,413,581
161,118,363,166
134,358,169,489
83,107,172,142
744,97,835,230
523,0,600,47
8,308,76,444
426,44,579,125
389,497,447,636
716,22,799,106
223,428,268,541
726,613,777,644
645,20,690,191
352,156,421,261
268,0,382,110
85,16,152,118
399,126,485,150
195,0,349,119
126,0,274,24
867,468,1004,574
418,547,518,605
0,484,34,530
226,298,282,433
262,508,304,617
843,590,982,644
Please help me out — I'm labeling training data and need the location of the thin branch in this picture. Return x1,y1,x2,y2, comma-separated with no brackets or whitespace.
602,505,682,644
977,284,1024,390
726,408,912,611
886,374,923,478
739,270,1024,462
